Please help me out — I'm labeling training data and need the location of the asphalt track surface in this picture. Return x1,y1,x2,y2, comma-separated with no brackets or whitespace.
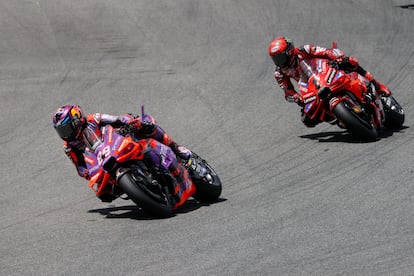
1,0,414,275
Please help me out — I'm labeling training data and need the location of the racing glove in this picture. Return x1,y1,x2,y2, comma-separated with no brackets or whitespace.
78,167,90,180
329,56,359,71
117,118,150,135
129,118,141,130
129,118,156,133
286,93,303,106
139,120,156,133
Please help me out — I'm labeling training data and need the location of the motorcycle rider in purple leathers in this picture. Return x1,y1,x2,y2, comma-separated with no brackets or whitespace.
52,104,192,203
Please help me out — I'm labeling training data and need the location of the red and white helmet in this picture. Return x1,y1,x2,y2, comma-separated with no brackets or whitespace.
268,37,296,68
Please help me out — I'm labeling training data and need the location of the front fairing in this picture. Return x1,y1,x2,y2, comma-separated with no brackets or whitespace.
299,59,322,103
83,126,124,174
299,59,373,111
299,60,326,120
83,126,127,194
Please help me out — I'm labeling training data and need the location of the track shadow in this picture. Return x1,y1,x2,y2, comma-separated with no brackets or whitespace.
176,198,227,214
379,125,409,138
299,126,408,143
299,130,368,143
88,198,227,220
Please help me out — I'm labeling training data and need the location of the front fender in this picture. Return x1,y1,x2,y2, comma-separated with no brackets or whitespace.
328,92,359,112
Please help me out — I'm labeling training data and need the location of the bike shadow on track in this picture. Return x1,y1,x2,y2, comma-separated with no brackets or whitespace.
88,198,227,220
299,126,408,143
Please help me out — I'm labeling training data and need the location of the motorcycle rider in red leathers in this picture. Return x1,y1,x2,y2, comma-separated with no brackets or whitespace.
268,36,391,127
52,105,193,204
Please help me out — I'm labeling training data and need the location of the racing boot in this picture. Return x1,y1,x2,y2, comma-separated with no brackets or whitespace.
170,141,192,161
365,71,391,97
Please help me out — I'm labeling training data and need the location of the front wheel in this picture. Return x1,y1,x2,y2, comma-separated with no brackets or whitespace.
333,101,378,141
117,171,174,217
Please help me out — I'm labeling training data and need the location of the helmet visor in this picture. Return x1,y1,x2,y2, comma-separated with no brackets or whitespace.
55,122,75,140
271,52,290,68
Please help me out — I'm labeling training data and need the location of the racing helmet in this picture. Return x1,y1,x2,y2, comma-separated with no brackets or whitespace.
268,37,295,68
52,105,85,141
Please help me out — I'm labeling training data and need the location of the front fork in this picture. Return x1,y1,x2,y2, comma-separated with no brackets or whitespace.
329,90,384,129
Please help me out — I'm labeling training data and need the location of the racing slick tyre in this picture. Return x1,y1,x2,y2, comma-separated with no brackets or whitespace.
118,172,174,217
333,101,378,141
192,173,222,204
382,95,405,130
189,153,222,204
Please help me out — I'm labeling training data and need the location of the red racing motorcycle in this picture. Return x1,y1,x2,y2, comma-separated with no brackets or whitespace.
298,58,404,141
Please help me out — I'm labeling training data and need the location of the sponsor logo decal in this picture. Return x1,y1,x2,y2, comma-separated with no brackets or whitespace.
305,102,314,113
304,96,316,104
299,80,308,87
327,69,336,84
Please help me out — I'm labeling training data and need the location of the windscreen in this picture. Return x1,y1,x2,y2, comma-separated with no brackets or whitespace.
82,126,102,151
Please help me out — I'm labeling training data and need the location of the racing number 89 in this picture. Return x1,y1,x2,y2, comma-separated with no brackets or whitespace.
97,145,110,165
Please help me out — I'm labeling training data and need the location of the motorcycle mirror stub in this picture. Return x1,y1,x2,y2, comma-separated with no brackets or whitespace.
317,86,331,100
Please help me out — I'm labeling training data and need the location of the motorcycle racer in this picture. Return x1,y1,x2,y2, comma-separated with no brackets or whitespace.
268,36,392,127
52,104,192,203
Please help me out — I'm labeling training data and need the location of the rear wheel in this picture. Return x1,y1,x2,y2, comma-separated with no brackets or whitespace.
382,95,405,129
189,153,222,203
118,171,174,217
333,101,378,141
